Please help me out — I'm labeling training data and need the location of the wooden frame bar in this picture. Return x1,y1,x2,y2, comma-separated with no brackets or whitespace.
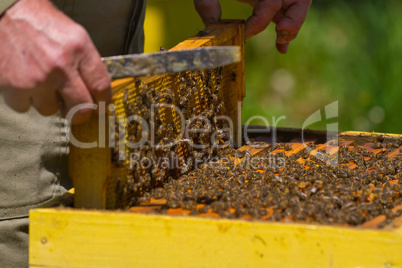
29,208,402,268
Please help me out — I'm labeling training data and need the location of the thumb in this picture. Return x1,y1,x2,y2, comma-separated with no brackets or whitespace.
194,0,222,25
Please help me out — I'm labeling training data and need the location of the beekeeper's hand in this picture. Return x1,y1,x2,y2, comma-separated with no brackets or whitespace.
194,0,312,54
0,0,111,124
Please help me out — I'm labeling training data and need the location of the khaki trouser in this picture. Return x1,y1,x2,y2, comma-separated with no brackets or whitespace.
0,1,146,266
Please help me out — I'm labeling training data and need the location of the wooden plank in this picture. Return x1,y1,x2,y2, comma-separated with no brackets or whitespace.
69,113,110,209
236,144,270,156
30,209,402,268
341,131,402,139
310,140,354,158
68,78,136,209
282,142,310,157
111,77,135,88
233,21,246,100
386,146,402,158
172,20,243,51
361,204,402,229
360,143,386,155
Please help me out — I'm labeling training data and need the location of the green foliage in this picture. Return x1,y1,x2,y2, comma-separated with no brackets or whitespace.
148,0,402,133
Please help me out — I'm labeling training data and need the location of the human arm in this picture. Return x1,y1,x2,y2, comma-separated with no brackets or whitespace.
193,0,312,54
0,0,111,124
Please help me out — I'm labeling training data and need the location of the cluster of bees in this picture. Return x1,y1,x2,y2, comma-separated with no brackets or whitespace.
142,137,402,227
111,67,234,207
110,69,402,227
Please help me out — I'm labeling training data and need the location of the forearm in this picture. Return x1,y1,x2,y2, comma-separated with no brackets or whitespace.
0,0,18,16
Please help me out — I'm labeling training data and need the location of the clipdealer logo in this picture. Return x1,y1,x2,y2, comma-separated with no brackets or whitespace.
66,100,340,168
66,101,242,151
302,101,339,166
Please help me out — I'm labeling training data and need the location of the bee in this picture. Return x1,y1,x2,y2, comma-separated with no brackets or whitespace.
125,103,136,117
215,102,225,114
216,75,222,85
197,30,208,37
203,109,214,119
157,168,167,183
218,67,223,76
140,107,150,122
211,84,220,94
167,123,177,136
201,86,210,95
378,219,391,229
156,124,166,139
198,205,211,214
134,95,143,106
375,134,385,143
181,200,195,211
112,149,125,167
143,173,152,188
167,200,181,209
373,142,383,149
123,88,129,104
205,77,213,88
115,177,122,194
152,188,165,199
139,192,151,203
135,78,142,88
284,144,293,151
180,162,191,174
179,95,189,109
199,71,205,82
163,88,174,104
149,87,156,96
210,94,218,104
230,71,237,82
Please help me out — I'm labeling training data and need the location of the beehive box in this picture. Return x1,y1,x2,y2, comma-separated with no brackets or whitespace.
29,21,402,267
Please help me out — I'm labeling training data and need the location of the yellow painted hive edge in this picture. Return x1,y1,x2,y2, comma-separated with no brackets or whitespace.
29,208,402,268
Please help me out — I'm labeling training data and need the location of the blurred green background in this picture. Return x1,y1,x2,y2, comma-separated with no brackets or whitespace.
144,0,402,134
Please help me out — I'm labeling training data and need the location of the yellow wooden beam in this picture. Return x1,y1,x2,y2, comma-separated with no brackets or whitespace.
341,131,402,138
30,209,402,268
69,113,110,209
143,5,165,53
